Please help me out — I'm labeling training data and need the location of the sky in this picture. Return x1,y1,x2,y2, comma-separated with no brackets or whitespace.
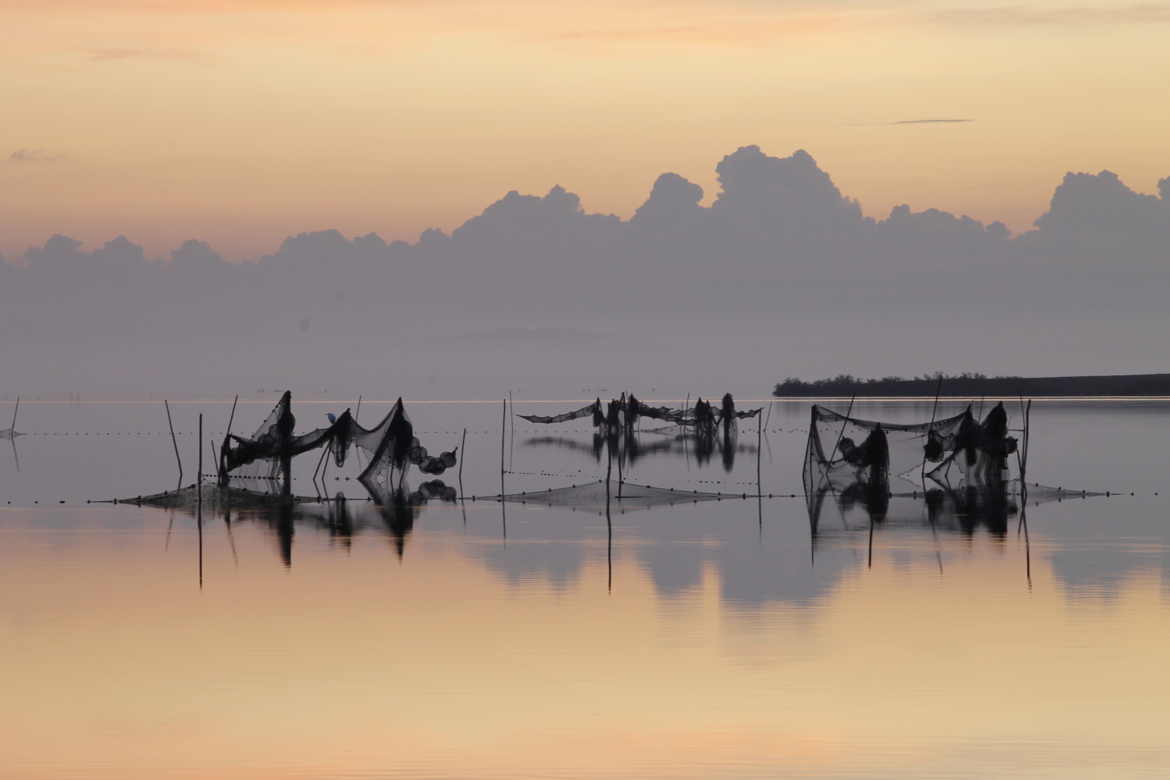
4,0,1170,257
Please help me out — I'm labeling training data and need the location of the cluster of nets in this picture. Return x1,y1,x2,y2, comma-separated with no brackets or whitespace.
803,402,1018,497
520,392,760,435
219,393,456,500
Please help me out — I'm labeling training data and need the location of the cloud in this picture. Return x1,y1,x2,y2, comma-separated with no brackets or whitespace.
931,4,1170,27
87,48,205,63
891,118,974,125
9,149,63,164
1020,168,1170,262
1,146,1168,386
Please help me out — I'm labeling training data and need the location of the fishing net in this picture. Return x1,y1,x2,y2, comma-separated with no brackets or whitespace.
803,403,1018,495
221,394,456,496
497,479,731,516
519,400,602,425
518,395,760,438
352,399,458,503
221,392,298,484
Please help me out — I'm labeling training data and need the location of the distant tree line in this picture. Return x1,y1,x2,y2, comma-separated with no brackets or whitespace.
773,372,1170,397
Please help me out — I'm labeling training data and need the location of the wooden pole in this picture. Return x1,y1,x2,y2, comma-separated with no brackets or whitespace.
355,395,362,423
500,398,506,497
1022,399,1032,482
198,414,203,488
756,416,763,496
827,395,856,465
616,437,623,500
922,376,943,488
311,441,330,493
164,400,183,487
606,487,613,593
197,498,203,589
458,427,467,490
757,416,764,533
226,394,239,438
9,395,18,432
605,436,613,497
867,516,874,570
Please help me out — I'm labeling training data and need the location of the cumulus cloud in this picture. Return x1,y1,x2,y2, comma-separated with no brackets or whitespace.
2,145,1168,390
1020,169,1170,263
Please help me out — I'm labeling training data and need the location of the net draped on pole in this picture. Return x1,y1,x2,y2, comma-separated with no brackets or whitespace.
219,393,457,501
518,393,761,434
802,402,1019,498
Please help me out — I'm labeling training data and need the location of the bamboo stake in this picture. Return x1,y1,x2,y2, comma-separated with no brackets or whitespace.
606,488,613,593
867,516,874,570
197,479,204,590
757,415,763,482
9,395,18,432
1023,399,1032,482
921,376,943,488
197,413,204,590
458,427,467,490
355,395,362,423
226,394,239,439
605,436,613,497
198,414,203,488
827,394,856,465
164,400,183,487
311,441,330,494
757,416,763,534
617,437,623,500
500,398,506,496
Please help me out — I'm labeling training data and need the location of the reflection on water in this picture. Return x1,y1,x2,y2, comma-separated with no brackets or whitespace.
2,400,1170,778
523,425,757,473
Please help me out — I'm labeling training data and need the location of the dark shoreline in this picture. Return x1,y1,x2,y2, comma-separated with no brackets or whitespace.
773,373,1170,398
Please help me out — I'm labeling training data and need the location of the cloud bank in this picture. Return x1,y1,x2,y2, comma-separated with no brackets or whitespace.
1,145,1167,394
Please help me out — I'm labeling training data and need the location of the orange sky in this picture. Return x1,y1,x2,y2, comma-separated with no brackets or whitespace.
3,1,1170,257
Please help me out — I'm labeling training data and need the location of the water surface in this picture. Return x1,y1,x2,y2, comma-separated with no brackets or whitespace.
1,399,1167,779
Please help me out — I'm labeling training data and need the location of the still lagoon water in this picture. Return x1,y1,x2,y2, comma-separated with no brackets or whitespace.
1,398,1168,778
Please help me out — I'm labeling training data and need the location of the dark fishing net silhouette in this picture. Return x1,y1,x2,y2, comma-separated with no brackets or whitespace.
495,479,735,516
219,393,457,498
803,402,1019,495
519,393,760,435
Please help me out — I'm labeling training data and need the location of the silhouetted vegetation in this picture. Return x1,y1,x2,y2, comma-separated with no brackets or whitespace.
773,372,1170,397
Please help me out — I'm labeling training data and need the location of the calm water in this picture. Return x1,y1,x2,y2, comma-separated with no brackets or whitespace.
1,398,1168,779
